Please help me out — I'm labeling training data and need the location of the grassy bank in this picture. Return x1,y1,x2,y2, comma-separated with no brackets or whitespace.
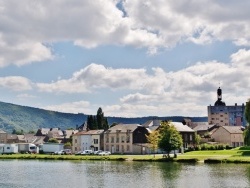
1,147,250,163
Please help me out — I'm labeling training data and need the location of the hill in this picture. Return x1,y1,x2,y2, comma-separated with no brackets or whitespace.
0,101,207,133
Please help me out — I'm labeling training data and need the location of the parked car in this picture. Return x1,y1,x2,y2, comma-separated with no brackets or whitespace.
54,149,72,155
63,149,72,155
94,150,103,155
98,151,111,156
54,150,65,155
75,150,94,155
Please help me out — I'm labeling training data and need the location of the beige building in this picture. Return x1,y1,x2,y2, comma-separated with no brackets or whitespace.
104,124,144,154
72,130,104,153
211,126,244,147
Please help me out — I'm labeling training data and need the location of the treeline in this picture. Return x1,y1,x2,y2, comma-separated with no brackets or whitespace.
86,108,109,130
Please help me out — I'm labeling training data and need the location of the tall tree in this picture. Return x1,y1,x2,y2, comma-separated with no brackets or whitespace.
158,121,183,158
244,99,250,145
245,99,250,125
146,130,159,158
97,107,104,129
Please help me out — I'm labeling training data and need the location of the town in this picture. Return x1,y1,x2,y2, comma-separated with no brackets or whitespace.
0,87,248,156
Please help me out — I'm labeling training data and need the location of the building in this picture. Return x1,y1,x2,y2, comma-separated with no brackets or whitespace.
104,124,140,154
211,126,244,147
72,130,104,153
0,129,7,143
208,87,247,126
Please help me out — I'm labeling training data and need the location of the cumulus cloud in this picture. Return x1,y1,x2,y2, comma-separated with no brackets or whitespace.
0,76,33,91
1,0,250,67
32,47,250,117
36,63,169,93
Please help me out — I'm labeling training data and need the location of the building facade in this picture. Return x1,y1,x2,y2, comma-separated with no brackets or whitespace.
208,87,247,126
211,126,244,147
72,130,104,153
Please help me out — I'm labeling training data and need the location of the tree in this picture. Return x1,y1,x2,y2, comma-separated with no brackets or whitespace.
158,121,183,158
48,138,59,143
96,107,109,130
244,99,250,145
245,99,250,125
194,132,201,146
146,130,159,158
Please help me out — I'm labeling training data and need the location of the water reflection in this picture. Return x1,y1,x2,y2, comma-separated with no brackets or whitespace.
0,160,250,188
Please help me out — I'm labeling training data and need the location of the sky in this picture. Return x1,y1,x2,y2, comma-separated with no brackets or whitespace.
0,0,250,118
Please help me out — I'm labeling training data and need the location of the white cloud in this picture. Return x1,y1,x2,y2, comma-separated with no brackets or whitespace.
2,0,250,67
0,76,33,91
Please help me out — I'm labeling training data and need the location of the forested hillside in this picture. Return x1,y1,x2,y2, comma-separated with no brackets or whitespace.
0,101,207,133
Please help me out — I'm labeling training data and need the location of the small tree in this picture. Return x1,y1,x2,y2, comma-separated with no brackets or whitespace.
48,138,59,143
194,132,201,146
146,131,159,158
158,121,183,158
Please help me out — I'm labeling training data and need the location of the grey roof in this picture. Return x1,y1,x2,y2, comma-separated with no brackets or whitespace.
75,130,104,135
193,124,216,131
106,124,140,133
7,134,18,140
142,120,161,127
171,122,195,132
0,129,6,134
222,126,243,134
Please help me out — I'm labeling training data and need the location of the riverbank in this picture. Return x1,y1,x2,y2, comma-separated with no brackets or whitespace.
1,147,250,163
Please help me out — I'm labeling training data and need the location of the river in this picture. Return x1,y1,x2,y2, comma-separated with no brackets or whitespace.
0,160,249,188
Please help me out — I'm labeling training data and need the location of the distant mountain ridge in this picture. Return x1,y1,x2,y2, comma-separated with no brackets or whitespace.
0,101,207,133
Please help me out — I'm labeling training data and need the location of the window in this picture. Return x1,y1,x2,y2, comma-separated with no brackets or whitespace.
75,139,77,144
116,136,119,143
94,139,98,144
111,136,114,143
127,145,130,152
190,135,192,141
116,145,119,152
106,145,109,151
126,135,130,143
94,147,98,151
106,136,109,143
121,136,125,143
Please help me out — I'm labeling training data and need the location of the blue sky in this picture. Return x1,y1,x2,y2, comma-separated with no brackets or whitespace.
0,0,250,117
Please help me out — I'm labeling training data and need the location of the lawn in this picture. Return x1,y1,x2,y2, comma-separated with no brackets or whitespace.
1,147,250,163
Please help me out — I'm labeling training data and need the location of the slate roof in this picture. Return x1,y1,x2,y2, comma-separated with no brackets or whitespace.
222,126,243,134
106,124,140,133
74,130,104,135
193,124,216,132
171,122,195,132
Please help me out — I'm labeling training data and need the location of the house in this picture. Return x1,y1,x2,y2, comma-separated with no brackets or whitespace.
35,128,77,143
0,129,7,143
192,123,217,137
171,122,196,148
210,126,244,147
144,120,195,149
72,130,104,153
104,124,143,154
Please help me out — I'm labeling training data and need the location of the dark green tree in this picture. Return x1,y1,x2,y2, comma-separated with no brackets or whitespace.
245,99,250,125
158,121,183,158
244,99,250,145
96,107,109,130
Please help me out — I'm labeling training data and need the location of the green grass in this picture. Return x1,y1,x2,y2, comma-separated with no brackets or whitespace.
1,147,250,163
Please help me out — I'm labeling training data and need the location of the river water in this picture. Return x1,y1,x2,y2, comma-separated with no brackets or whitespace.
0,160,249,188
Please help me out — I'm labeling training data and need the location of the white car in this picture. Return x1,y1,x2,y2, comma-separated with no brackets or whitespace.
94,150,103,155
98,151,111,156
